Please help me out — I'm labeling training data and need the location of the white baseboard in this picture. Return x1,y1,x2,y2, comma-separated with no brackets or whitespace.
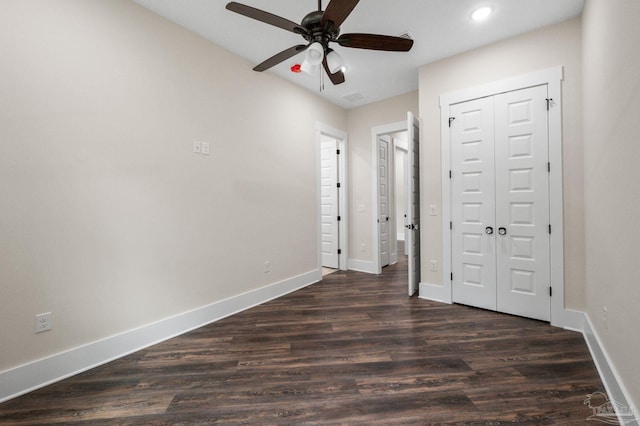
347,258,377,274
419,282,452,304
0,269,322,404
583,313,639,426
552,307,584,332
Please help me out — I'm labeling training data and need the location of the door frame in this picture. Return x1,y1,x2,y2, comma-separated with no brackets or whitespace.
372,121,408,274
431,66,581,329
316,122,348,271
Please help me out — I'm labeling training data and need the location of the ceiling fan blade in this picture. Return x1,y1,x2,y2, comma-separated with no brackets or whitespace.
322,56,346,85
226,2,307,35
321,0,360,28
253,45,307,72
336,33,414,52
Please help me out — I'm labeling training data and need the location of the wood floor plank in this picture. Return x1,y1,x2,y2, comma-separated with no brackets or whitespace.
0,246,606,424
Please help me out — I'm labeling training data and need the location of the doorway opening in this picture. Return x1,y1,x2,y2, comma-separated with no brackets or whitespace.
372,112,421,295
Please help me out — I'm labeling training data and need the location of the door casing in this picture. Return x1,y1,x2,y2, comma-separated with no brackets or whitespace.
426,66,582,330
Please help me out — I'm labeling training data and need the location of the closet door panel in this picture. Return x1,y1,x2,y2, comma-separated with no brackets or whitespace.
494,85,551,321
450,97,497,311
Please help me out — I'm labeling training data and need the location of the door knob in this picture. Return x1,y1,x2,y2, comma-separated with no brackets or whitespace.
498,227,507,236
485,226,494,235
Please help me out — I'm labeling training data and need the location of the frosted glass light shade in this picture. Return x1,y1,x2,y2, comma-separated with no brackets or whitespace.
300,60,318,74
305,42,324,66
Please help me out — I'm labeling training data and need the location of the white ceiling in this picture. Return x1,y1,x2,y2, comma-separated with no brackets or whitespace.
132,0,584,109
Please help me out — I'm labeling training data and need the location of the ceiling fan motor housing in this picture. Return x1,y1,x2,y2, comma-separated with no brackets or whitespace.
301,10,340,48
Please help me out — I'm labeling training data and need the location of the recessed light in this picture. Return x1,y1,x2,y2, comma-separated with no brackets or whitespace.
471,6,493,21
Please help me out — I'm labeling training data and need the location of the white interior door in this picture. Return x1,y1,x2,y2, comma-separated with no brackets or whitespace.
449,85,551,321
320,136,339,269
495,86,551,321
450,97,497,310
407,112,421,296
378,136,390,268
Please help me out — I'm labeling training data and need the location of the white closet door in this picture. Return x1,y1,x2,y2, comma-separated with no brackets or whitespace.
320,137,339,269
450,97,497,311
494,86,551,321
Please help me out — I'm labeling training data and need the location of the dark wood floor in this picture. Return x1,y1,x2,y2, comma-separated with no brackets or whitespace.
0,249,605,425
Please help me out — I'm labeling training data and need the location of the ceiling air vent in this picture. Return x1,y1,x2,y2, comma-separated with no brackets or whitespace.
342,92,365,103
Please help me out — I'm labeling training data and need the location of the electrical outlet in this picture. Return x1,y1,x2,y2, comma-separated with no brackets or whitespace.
35,312,52,333
429,205,437,216
430,260,438,272
361,243,367,253
264,261,270,273
202,142,210,156
193,141,202,154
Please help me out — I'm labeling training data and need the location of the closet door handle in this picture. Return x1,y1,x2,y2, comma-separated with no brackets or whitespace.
485,226,494,235
498,227,507,236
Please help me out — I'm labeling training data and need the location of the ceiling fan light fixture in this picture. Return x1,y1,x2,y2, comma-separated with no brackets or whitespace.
326,49,344,74
305,42,324,66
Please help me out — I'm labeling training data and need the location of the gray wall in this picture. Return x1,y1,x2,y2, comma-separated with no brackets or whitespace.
582,0,640,411
0,0,346,372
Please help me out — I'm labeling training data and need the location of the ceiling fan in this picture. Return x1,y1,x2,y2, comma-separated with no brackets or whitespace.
225,0,414,85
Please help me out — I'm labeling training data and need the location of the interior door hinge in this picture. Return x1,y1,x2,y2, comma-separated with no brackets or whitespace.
448,117,456,127
549,224,552,234
548,162,551,173
546,98,553,111
337,216,341,221
338,249,342,255
337,149,340,155
449,170,452,179
337,182,341,188
549,286,553,297
450,273,453,281
450,221,453,230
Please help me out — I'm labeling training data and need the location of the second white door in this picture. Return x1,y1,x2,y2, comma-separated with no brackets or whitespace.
378,136,391,268
320,136,339,269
